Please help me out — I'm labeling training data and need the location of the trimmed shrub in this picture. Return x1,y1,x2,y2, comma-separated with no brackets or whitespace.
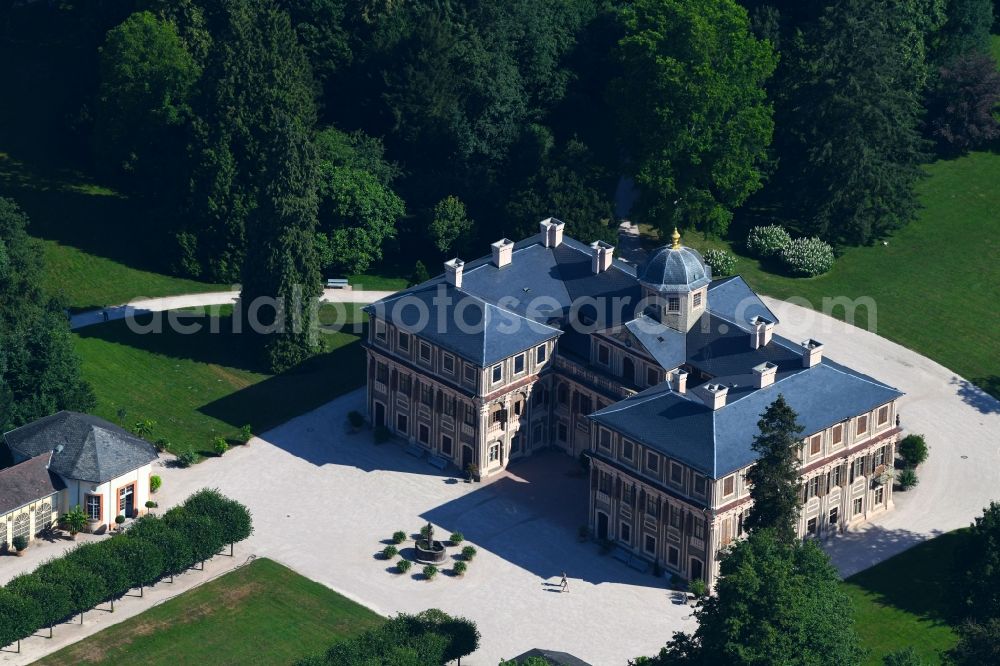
449,531,464,546
453,560,467,576
36,557,108,615
348,410,365,429
397,559,412,574
164,508,226,564
423,565,438,580
11,535,28,552
392,530,407,544
212,436,229,456
60,505,88,535
702,248,737,276
177,450,197,468
154,438,170,453
382,545,398,560
899,434,928,467
115,515,126,528
239,424,253,443
746,224,792,258
145,500,157,509
0,588,42,650
897,467,919,491
106,535,164,592
373,425,391,443
149,474,162,493
689,578,707,598
182,488,254,548
66,541,132,604
461,546,477,561
5,574,72,632
780,237,835,277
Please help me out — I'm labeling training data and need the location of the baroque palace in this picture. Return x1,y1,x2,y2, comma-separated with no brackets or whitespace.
363,219,903,586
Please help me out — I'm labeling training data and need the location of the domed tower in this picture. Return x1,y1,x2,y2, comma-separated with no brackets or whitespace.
639,228,712,332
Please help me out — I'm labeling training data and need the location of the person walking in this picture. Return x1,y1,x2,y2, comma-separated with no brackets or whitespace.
560,571,569,592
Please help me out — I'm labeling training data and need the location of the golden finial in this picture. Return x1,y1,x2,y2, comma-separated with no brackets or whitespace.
671,227,681,249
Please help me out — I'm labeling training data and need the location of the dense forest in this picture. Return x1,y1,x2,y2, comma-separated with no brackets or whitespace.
1,0,999,369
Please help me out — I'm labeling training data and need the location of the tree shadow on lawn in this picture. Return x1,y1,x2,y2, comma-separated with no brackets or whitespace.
420,450,669,588
835,527,970,627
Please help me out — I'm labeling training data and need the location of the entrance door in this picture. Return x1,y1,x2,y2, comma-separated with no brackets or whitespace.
374,402,386,428
689,557,704,582
461,445,474,471
119,484,135,518
597,511,609,541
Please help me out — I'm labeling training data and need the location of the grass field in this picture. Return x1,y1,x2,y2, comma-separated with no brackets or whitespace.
670,150,1000,399
842,530,968,664
35,558,383,666
73,304,368,458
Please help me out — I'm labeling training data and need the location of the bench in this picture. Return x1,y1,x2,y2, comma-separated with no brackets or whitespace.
427,455,449,470
405,442,425,459
326,278,350,289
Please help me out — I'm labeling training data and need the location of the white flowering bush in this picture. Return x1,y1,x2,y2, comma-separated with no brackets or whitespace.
779,237,835,277
703,248,736,276
745,225,792,258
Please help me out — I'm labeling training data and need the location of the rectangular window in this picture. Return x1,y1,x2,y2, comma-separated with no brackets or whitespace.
693,520,705,539
723,475,735,497
856,414,869,436
443,395,456,417
854,457,866,479
668,297,680,312
853,497,863,516
421,384,433,406
667,545,680,566
670,462,683,485
376,362,389,383
810,434,822,456
396,414,408,434
808,476,820,498
598,428,612,450
646,451,660,473
877,405,889,426
670,505,681,529
398,331,410,352
807,517,817,535
874,446,886,467
599,471,613,494
536,345,547,363
557,422,568,442
441,435,453,456
693,292,702,307
492,364,503,384
464,403,477,426
419,342,432,363
418,423,430,445
829,507,839,525
875,487,884,505
514,353,526,375
646,494,658,517
488,443,500,463
644,534,656,555
597,344,610,366
620,522,631,544
831,424,844,447
398,373,411,395
85,494,102,522
646,367,659,387
375,319,386,341
442,353,455,374
622,439,635,462
464,364,476,385
694,475,707,496
831,465,842,488
578,395,592,415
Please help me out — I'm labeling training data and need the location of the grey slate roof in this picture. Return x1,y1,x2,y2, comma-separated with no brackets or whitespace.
0,453,65,515
639,246,712,292
706,275,778,332
510,648,593,666
589,360,903,478
4,412,158,484
625,315,687,370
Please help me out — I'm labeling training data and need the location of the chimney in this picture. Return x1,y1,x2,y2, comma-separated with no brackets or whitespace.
671,369,688,394
801,339,824,368
697,383,728,410
752,361,777,389
749,316,775,349
491,238,513,268
444,258,464,288
540,217,565,248
590,240,615,274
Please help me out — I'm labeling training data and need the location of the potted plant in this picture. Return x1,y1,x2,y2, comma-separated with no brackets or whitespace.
348,410,365,433
461,545,477,562
392,530,407,544
60,505,88,539
213,436,229,456
465,463,479,483
397,559,412,574
115,514,126,531
145,500,158,513
382,545,399,560
423,564,438,581
449,531,464,546
149,474,162,493
453,560,467,577
240,424,253,444
12,535,28,556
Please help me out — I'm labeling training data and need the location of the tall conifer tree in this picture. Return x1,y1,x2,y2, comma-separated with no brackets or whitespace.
744,395,804,544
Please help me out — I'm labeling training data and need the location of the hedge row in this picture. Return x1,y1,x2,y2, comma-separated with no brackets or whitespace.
296,609,479,666
0,488,252,650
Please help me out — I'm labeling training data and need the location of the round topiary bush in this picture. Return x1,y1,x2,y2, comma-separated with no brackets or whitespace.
150,475,162,493
11,535,28,553
779,237,835,277
423,564,438,580
392,530,407,544
453,560,467,576
397,558,411,574
449,531,464,546
176,451,197,468
899,434,928,467
382,545,398,560
745,225,792,258
461,545,477,561
896,468,919,490
702,248,737,277
212,436,229,456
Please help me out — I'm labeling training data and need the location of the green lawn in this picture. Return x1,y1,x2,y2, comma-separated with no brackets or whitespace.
35,558,383,666
841,530,968,665
73,304,368,458
674,151,1000,399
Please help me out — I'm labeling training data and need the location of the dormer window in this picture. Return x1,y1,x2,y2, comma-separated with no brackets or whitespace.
375,319,386,341
492,364,503,384
398,331,410,352
419,341,432,363
514,353,526,375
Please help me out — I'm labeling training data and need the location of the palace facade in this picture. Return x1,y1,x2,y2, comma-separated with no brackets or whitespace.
363,219,902,586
